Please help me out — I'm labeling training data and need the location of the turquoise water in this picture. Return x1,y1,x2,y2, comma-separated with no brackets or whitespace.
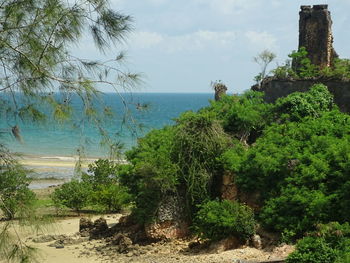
2,93,213,158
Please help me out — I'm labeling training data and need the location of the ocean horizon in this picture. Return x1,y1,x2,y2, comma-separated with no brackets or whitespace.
1,92,214,184
4,92,213,157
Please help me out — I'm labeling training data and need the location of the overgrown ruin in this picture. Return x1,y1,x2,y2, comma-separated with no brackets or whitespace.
254,4,350,113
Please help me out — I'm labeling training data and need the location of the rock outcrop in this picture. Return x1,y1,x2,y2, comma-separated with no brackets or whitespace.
144,193,189,240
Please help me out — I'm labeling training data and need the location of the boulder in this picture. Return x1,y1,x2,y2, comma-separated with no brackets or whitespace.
111,233,133,253
79,218,93,232
90,217,109,238
251,234,262,249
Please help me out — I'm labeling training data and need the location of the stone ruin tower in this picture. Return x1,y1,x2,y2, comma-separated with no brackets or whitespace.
213,82,228,101
297,5,337,69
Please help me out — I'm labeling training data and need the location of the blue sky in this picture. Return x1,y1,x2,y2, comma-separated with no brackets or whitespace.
73,0,350,93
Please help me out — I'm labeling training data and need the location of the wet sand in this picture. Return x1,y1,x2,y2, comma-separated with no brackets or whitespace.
17,155,101,188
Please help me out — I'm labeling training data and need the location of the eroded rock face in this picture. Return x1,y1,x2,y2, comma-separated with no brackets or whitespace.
145,193,189,240
296,5,337,68
221,172,238,201
145,220,189,240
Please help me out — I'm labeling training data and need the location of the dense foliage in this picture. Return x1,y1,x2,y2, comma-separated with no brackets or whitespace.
193,200,255,241
204,91,273,143
123,111,231,223
272,47,350,80
52,159,131,213
122,83,350,248
287,222,350,263
52,180,91,214
0,0,138,261
219,85,350,239
0,163,36,219
173,112,230,214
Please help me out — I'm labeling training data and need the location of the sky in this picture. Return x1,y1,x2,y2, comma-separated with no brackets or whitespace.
72,0,350,93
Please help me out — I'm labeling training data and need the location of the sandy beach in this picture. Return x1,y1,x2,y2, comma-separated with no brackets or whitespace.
18,155,91,189
18,155,116,189
0,213,293,263
19,155,98,168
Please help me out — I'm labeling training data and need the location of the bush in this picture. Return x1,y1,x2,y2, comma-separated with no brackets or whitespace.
286,236,337,263
124,127,178,223
93,184,131,212
287,222,350,263
52,180,92,214
82,159,119,188
273,84,334,122
79,159,133,213
193,200,255,241
205,91,273,143
0,164,36,219
288,47,319,78
234,110,350,237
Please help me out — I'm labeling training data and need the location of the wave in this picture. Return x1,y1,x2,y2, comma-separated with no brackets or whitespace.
39,156,77,161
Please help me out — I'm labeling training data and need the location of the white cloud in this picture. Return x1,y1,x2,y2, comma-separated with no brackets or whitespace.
147,0,168,5
194,0,259,15
131,31,164,48
131,30,237,52
245,31,277,50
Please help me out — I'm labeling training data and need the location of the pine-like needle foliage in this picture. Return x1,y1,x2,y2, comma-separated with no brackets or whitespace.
0,0,140,261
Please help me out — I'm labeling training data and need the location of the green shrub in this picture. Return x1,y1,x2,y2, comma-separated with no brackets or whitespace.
273,84,334,122
82,159,119,188
124,127,178,223
93,184,131,212
272,60,298,79
272,48,350,81
230,105,350,237
320,58,350,79
260,187,333,239
205,91,273,143
289,47,319,78
287,223,350,263
0,164,36,219
286,236,337,263
126,127,178,193
52,180,92,214
193,200,255,241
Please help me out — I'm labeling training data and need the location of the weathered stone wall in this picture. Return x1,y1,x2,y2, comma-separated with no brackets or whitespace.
297,5,337,68
144,192,189,240
254,78,350,113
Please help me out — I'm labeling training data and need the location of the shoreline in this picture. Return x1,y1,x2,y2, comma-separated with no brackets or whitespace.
16,154,127,189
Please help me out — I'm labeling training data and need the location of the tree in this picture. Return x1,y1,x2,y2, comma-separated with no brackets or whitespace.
253,49,276,86
0,0,138,261
0,0,140,156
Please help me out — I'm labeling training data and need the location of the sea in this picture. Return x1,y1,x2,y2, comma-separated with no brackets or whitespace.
1,93,213,186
